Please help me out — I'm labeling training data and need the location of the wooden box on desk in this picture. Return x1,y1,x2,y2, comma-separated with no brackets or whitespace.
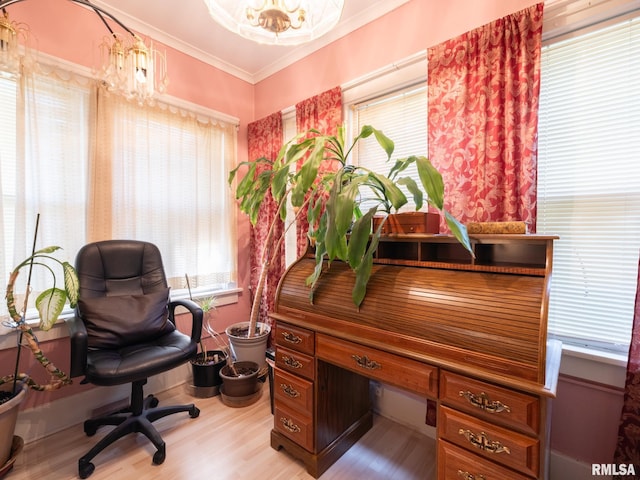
372,212,439,234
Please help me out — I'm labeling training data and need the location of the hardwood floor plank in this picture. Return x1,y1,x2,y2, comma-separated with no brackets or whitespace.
8,382,435,479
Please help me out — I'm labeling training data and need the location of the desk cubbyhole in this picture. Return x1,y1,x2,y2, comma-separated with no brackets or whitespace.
420,242,472,264
474,242,546,268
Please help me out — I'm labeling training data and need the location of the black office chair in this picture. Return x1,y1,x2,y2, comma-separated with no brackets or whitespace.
66,240,203,479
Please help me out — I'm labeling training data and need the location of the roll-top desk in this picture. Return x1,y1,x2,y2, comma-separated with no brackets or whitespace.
270,234,561,479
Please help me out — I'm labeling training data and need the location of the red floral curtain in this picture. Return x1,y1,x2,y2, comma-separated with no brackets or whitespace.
614,256,640,472
427,3,543,232
247,112,284,331
295,86,343,256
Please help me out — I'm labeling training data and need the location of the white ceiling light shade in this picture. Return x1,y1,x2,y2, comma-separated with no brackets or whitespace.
203,0,345,46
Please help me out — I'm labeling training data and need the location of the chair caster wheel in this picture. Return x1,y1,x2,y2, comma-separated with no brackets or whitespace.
146,394,159,408
189,406,200,418
84,422,98,437
79,459,95,479
153,445,166,465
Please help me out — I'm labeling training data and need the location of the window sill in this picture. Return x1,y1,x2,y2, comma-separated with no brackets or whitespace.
559,343,628,388
0,287,241,351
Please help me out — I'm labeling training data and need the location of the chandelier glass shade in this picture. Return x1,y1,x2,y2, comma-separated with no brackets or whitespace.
0,9,29,78
203,0,345,46
0,0,167,105
99,33,167,105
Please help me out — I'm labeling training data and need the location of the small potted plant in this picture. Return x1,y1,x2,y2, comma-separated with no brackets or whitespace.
0,218,79,470
184,276,228,397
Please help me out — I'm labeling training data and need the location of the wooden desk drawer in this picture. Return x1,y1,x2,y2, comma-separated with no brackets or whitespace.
276,346,315,381
440,371,540,435
438,406,539,478
275,323,315,355
274,368,313,415
316,334,438,397
274,405,314,452
438,440,531,480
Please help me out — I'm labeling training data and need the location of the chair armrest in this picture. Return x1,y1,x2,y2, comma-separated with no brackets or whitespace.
168,299,203,344
64,315,88,379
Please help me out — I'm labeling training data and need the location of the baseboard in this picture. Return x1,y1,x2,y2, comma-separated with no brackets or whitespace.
549,450,600,480
15,363,191,444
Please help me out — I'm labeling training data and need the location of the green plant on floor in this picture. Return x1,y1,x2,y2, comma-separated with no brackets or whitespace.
1,219,79,403
184,275,229,367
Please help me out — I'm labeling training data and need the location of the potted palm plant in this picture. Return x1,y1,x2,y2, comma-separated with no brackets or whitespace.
228,124,472,342
0,218,79,471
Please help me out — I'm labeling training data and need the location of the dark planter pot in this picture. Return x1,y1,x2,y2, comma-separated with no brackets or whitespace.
191,350,226,388
220,361,260,397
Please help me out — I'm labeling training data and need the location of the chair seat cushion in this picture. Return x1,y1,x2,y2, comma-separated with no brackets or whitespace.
85,329,196,386
79,288,174,349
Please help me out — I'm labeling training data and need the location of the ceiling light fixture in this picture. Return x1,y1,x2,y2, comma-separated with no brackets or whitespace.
0,8,31,78
0,0,168,105
203,0,345,46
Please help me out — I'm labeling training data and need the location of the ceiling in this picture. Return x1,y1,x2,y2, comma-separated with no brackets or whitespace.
93,0,411,84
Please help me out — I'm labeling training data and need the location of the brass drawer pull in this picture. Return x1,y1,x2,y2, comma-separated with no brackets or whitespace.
282,331,302,344
280,417,301,433
458,429,511,455
282,355,303,369
459,391,511,414
457,471,486,480
280,383,300,398
351,354,381,371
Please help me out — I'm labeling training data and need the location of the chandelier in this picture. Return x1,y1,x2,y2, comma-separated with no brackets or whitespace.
0,0,167,105
203,0,345,46
0,8,29,78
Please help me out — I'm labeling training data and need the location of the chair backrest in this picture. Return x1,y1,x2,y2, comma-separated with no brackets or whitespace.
75,240,174,350
75,240,168,299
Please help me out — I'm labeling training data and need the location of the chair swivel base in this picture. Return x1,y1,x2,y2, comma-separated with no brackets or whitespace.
78,389,200,479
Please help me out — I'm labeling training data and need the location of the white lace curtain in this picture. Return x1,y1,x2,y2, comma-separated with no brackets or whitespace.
1,63,237,325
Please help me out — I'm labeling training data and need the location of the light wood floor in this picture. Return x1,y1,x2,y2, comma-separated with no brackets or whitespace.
8,382,435,479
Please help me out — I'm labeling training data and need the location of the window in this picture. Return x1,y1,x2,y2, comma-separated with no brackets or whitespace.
351,85,427,212
0,64,237,327
538,13,640,353
345,54,428,213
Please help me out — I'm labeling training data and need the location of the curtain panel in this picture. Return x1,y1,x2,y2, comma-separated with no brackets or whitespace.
427,3,543,231
614,256,640,473
92,88,238,291
295,86,342,256
247,112,284,332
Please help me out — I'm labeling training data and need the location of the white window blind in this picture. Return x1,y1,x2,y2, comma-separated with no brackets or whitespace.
352,85,427,212
538,15,640,352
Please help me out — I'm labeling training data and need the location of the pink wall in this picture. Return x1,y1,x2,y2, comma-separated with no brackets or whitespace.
253,0,539,119
0,0,255,409
0,0,623,468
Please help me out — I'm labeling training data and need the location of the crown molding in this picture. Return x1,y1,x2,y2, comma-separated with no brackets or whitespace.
92,0,410,85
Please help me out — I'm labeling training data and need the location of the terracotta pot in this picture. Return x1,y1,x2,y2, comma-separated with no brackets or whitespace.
220,361,260,397
0,382,26,466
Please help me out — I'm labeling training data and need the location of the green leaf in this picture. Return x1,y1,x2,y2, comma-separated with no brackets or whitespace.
372,127,394,160
368,172,407,211
271,165,290,203
347,207,377,269
416,156,444,210
397,177,424,210
444,210,474,257
35,288,67,331
351,228,383,307
387,156,415,180
63,262,80,308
